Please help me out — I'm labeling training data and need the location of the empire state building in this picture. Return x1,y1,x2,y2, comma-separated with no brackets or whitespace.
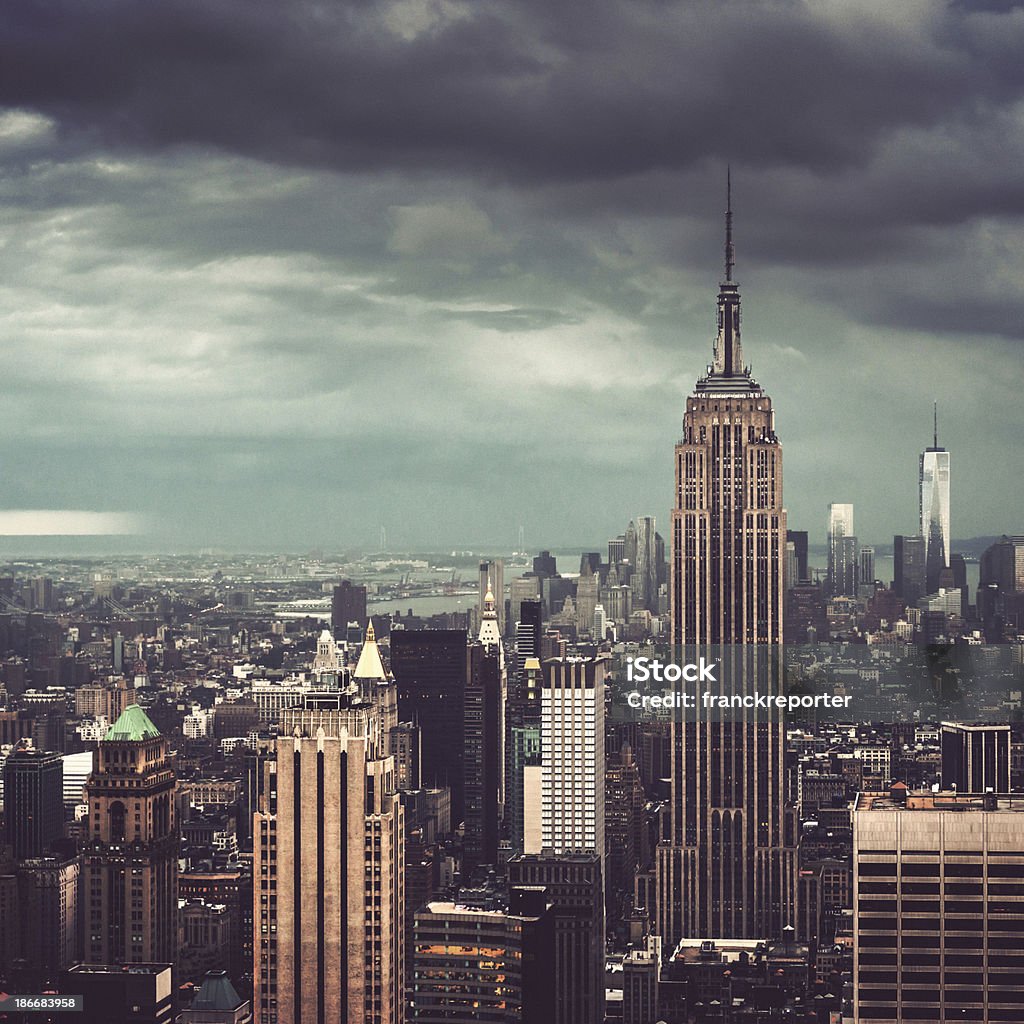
657,179,797,944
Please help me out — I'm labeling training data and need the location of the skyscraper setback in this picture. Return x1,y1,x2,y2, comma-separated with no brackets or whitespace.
660,179,797,944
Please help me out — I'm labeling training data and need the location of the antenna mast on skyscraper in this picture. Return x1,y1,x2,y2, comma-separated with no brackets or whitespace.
933,400,938,449
724,165,735,284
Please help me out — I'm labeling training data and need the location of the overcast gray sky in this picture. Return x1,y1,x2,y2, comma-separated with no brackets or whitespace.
0,0,1022,551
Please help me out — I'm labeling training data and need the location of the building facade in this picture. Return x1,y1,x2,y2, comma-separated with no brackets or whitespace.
854,790,1024,1023
410,887,554,1022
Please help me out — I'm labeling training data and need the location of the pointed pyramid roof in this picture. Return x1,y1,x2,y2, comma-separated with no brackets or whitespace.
190,971,245,1011
478,577,502,647
353,620,388,680
104,703,161,742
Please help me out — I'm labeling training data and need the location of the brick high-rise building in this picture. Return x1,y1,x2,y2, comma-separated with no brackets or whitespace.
659,179,797,945
82,705,178,965
253,693,404,1024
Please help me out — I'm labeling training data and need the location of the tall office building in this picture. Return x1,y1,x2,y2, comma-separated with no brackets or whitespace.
74,676,135,723
605,744,647,914
508,726,542,857
82,705,178,965
510,576,542,631
477,559,505,632
507,853,604,1024
2,745,63,860
331,579,368,638
507,655,543,857
514,599,543,678
629,516,659,613
661,180,797,944
463,585,506,869
540,655,607,867
254,693,404,1024
921,402,951,594
29,576,55,612
574,569,599,635
977,535,1024,637
608,536,626,565
533,551,557,579
16,856,81,974
894,534,927,606
940,722,1011,794
854,789,1024,1023
786,529,809,584
826,503,857,597
392,629,467,823
859,545,876,587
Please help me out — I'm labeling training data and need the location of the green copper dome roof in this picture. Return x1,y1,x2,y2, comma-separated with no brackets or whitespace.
191,971,244,1010
104,704,162,742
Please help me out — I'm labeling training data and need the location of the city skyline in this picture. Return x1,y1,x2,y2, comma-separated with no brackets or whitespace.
1,2,1023,550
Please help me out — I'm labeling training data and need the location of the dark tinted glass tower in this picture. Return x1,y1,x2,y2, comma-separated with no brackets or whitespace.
330,580,367,637
786,529,808,584
940,722,1011,793
391,629,468,822
894,534,927,605
508,853,603,1024
464,589,505,870
3,745,63,860
660,179,797,944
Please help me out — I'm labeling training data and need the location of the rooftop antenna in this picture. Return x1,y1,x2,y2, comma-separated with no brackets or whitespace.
933,400,938,449
724,165,735,284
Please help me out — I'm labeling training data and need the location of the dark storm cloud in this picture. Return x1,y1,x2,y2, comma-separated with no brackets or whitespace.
1,0,1022,189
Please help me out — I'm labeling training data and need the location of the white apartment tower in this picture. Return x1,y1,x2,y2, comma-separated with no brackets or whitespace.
540,655,607,870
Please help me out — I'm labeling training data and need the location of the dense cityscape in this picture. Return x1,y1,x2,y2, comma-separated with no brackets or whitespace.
0,192,1022,1024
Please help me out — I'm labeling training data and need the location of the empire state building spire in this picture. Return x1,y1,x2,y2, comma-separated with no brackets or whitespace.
709,169,747,381
724,165,735,284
